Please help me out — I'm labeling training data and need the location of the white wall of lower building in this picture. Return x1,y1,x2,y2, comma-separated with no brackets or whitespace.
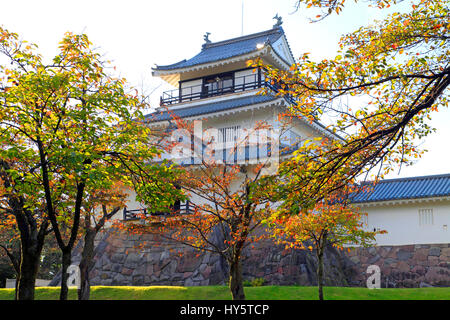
360,199,450,246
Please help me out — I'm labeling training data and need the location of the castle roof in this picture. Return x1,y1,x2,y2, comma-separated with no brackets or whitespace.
352,173,450,203
145,94,278,123
153,27,292,72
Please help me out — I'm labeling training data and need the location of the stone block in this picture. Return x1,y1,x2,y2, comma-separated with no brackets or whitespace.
112,273,126,285
429,247,441,257
133,265,146,276
368,254,381,264
146,252,161,263
146,264,154,275
111,254,126,264
424,267,450,285
401,279,418,288
112,263,122,273
396,261,410,273
396,249,413,261
428,256,439,266
101,279,113,286
412,249,428,261
100,273,110,280
162,260,178,275
122,267,133,275
201,266,212,279
349,256,360,264
411,265,426,276
184,278,195,286
441,247,450,257
132,275,144,286
419,281,433,288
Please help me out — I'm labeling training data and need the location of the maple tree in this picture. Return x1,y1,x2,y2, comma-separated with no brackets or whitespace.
270,187,381,300
0,158,49,300
0,27,179,299
248,0,448,299
77,183,126,300
121,118,280,300
0,216,20,289
124,164,274,300
253,0,449,198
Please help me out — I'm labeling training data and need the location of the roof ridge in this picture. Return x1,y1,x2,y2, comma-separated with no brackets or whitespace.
202,27,283,50
144,94,278,121
352,173,450,203
362,173,450,184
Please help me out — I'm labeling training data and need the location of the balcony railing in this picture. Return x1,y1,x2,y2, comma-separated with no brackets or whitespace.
160,73,265,105
122,202,195,221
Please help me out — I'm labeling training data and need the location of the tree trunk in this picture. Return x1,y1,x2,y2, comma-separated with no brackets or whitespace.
78,228,96,300
229,259,245,300
1,160,48,300
317,248,324,300
5,245,21,300
59,249,72,300
16,244,41,300
15,246,20,300
14,275,19,300
316,233,327,301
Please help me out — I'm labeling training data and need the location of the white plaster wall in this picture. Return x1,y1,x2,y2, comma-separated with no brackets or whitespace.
181,78,203,97
234,69,258,88
182,168,269,211
120,104,326,221
272,36,295,65
360,200,450,245
104,186,146,225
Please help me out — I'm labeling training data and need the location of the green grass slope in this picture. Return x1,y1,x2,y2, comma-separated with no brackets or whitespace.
0,285,449,300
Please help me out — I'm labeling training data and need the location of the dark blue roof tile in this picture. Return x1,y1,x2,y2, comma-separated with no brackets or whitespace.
145,94,277,122
154,28,285,71
352,173,450,203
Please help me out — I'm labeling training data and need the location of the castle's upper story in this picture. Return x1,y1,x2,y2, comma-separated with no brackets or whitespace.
144,25,337,166
151,26,295,108
152,26,295,86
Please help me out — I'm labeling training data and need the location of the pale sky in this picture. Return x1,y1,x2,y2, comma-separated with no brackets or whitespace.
1,0,448,179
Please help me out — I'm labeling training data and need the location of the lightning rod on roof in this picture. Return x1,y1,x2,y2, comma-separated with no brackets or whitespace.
241,0,244,36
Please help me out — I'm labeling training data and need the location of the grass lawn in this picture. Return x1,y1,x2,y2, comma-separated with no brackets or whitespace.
0,285,449,300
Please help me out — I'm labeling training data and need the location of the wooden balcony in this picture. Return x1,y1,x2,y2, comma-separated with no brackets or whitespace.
160,73,267,106
122,202,195,221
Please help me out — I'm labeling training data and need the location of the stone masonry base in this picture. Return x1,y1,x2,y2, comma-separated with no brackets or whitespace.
346,244,450,287
50,229,449,288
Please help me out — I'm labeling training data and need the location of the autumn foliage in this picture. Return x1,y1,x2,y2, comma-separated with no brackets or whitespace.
253,0,449,197
0,27,180,299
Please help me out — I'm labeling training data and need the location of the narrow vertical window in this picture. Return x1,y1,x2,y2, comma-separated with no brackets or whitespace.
219,125,241,163
419,208,434,226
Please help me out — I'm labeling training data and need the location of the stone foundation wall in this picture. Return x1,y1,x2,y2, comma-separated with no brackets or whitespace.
52,229,449,288
67,229,352,287
86,231,228,287
346,244,450,287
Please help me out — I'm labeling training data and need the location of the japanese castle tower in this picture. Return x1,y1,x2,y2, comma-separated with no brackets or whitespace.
121,23,450,249
118,23,336,217
148,24,334,156
100,23,449,288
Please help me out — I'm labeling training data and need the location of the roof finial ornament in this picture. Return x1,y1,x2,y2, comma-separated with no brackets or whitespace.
202,32,211,49
203,32,211,44
273,14,283,28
